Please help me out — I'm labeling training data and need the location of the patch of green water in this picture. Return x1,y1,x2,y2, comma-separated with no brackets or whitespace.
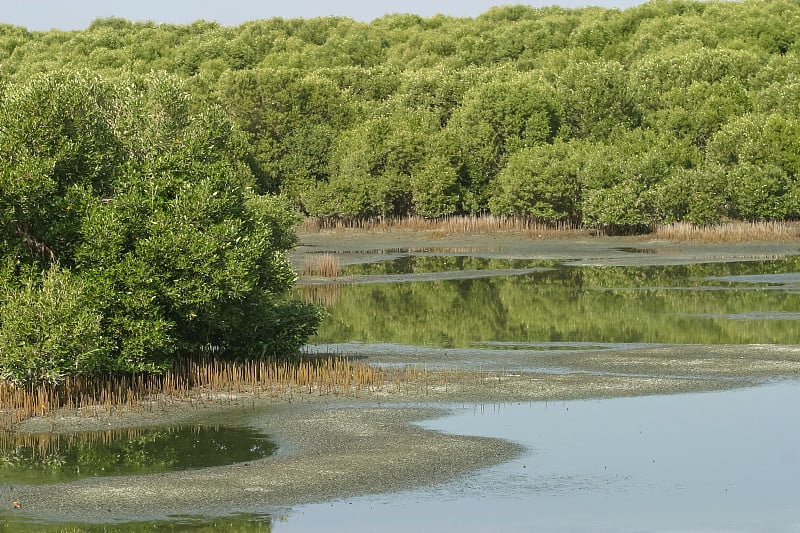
0,513,273,532
0,425,276,484
341,255,554,275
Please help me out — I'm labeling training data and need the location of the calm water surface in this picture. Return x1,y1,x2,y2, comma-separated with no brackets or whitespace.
0,425,276,484
291,255,800,531
279,382,800,533
307,257,800,346
6,256,799,531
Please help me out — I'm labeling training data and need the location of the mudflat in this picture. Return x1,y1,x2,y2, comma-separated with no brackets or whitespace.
5,229,800,525
293,227,799,268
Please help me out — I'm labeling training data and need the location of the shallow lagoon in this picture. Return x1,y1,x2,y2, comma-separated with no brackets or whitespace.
0,425,277,484
288,253,800,532
281,382,800,533
4,246,800,531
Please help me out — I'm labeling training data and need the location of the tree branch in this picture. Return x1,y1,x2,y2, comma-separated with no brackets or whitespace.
16,226,55,262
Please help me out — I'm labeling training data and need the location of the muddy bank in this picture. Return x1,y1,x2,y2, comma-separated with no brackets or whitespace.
3,367,760,524
292,228,800,269
4,402,522,524
3,230,800,526
308,342,800,382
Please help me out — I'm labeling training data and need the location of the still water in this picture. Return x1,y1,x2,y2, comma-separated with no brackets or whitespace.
307,256,800,346
5,255,800,531
0,425,276,484
280,382,800,533
289,255,800,531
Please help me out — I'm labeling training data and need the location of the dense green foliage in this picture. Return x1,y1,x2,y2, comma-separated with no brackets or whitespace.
0,72,322,386
1,0,799,382
1,1,799,227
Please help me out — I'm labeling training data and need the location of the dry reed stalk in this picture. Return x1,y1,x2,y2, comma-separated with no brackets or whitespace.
303,253,341,277
303,215,800,242
299,215,586,236
1,358,520,431
653,221,798,243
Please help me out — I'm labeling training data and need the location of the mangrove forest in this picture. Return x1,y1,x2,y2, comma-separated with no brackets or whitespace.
1,0,800,384
0,1,799,227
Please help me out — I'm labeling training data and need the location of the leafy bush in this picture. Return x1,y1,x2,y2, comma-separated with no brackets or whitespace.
489,140,581,221
0,265,110,385
0,71,322,386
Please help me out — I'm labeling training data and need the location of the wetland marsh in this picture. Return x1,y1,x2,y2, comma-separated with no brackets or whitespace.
3,230,800,532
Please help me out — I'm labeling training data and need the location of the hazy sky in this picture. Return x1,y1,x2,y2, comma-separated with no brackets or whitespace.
3,1,645,31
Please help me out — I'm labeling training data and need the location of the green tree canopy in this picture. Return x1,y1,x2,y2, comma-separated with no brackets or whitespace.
489,139,582,222
1,0,800,227
0,71,321,386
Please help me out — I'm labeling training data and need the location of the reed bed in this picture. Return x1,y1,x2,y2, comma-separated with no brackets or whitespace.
303,253,341,277
652,221,799,243
302,215,800,243
0,358,525,431
0,357,386,430
301,215,585,237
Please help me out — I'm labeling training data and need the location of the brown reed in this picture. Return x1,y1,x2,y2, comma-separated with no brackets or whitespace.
0,359,529,431
0,357,387,430
303,253,341,277
300,215,586,237
652,221,799,243
302,215,800,243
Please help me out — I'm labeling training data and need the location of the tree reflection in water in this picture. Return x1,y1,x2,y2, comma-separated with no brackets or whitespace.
0,425,276,483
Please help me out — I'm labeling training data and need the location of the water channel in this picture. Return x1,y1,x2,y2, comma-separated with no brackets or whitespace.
3,250,800,531
281,382,800,533
288,252,800,532
307,254,800,347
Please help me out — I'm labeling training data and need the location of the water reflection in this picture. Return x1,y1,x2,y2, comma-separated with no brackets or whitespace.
341,255,551,275
279,382,800,533
0,426,276,484
309,257,800,346
1,513,273,533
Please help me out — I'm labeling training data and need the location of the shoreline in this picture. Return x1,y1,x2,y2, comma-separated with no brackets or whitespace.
3,231,800,525
292,227,800,269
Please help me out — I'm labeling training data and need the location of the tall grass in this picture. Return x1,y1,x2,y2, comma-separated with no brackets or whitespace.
652,221,799,243
301,215,585,237
303,253,341,277
302,215,799,243
0,357,385,430
0,358,525,431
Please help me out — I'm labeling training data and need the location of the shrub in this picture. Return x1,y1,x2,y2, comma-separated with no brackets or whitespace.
0,71,322,386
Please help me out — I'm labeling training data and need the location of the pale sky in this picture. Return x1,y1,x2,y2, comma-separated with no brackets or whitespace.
2,1,645,31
